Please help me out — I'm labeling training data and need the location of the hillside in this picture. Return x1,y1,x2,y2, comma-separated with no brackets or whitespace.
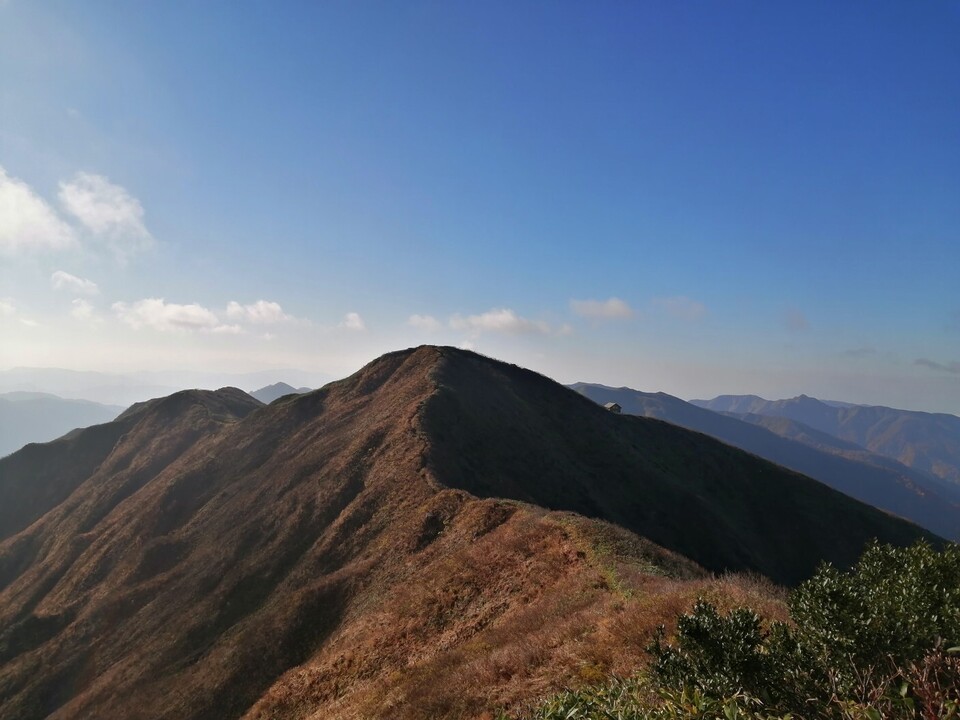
0,347,933,720
572,383,960,540
693,394,960,486
0,393,125,459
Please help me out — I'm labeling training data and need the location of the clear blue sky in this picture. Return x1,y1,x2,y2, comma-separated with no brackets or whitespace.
2,1,959,412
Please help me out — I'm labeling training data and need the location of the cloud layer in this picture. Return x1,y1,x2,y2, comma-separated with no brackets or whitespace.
450,308,550,335
51,270,99,295
113,298,221,332
0,165,154,263
70,298,99,323
59,172,154,260
0,166,77,254
226,300,292,325
113,297,296,334
340,312,366,331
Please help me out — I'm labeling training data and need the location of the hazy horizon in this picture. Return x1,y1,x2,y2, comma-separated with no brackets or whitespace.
3,351,959,418
2,3,958,414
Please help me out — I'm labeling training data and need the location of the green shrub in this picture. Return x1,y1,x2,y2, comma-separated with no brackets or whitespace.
648,601,778,702
789,540,960,683
521,541,960,719
648,540,960,717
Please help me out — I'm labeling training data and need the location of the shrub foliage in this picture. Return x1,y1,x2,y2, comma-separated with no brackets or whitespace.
524,541,960,719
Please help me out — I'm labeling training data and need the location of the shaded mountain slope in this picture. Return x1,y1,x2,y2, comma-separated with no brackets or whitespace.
571,383,960,540
693,394,960,486
0,347,934,720
416,356,928,586
0,393,125,459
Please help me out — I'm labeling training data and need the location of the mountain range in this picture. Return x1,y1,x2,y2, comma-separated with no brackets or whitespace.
571,384,960,541
692,394,960,487
0,367,329,407
0,393,125,459
0,382,314,460
0,347,933,720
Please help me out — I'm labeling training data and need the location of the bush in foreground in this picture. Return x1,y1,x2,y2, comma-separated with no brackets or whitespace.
522,541,960,719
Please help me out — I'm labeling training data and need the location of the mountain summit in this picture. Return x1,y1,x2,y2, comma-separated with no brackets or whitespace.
0,347,931,719
249,382,312,404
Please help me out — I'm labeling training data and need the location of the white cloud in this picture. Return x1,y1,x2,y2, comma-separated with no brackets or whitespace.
340,312,366,331
653,296,708,322
212,324,244,334
570,297,633,319
0,298,15,316
51,270,99,295
58,172,153,260
450,308,550,335
459,340,476,351
0,166,77,254
19,318,38,327
70,298,102,324
113,298,219,332
408,314,441,332
226,300,292,324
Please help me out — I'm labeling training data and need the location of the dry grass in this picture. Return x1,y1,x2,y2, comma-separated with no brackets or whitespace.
245,502,789,720
0,346,902,720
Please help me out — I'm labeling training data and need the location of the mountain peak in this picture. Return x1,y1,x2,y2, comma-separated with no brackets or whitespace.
249,381,314,404
0,347,935,720
116,386,261,424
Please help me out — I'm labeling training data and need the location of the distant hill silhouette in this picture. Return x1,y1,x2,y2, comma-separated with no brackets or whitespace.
0,367,328,406
692,394,960,487
0,392,125,458
0,347,933,720
572,383,960,540
249,381,311,404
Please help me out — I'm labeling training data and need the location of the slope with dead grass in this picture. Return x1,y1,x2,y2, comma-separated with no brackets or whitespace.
0,346,932,720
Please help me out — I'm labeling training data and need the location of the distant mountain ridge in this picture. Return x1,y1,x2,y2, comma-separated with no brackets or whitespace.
249,382,312,404
0,347,932,719
0,367,329,406
0,392,125,459
571,383,960,540
692,394,960,486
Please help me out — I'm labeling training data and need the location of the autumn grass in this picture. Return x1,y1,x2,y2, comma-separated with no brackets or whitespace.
256,505,791,720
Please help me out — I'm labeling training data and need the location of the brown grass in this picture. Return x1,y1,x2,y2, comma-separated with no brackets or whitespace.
244,504,789,720
0,346,908,720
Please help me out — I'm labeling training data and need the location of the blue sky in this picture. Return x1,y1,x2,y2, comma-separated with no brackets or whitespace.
1,1,959,412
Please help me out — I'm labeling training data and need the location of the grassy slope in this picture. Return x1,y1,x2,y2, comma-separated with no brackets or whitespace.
0,347,934,720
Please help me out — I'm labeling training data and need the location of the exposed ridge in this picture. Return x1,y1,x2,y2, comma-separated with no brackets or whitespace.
0,346,936,720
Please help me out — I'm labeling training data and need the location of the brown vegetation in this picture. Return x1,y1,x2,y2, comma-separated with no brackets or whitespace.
0,346,930,719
